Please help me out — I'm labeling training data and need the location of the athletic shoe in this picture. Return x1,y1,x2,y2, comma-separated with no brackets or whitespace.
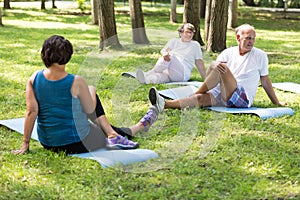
149,87,165,113
106,135,139,150
139,105,158,132
136,68,149,84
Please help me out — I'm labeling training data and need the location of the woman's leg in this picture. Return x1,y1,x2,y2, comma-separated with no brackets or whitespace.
41,123,106,154
167,55,185,82
90,87,158,137
144,57,171,83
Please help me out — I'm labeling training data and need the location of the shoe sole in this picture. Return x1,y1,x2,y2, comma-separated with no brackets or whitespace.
149,87,157,106
136,69,146,84
107,143,139,150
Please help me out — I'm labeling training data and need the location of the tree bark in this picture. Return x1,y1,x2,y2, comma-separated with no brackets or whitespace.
0,8,3,27
205,0,229,52
170,0,177,23
52,0,57,8
200,0,206,18
41,0,46,10
183,0,204,46
228,0,238,29
91,0,99,25
242,0,255,6
97,0,122,50
204,0,211,42
4,0,11,9
129,0,150,44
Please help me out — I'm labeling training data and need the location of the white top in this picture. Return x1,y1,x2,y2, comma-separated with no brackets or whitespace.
162,38,203,80
216,46,269,106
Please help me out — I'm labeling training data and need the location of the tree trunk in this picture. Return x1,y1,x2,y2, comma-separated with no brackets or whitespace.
205,0,229,52
170,0,177,23
41,0,46,10
228,0,238,29
52,0,57,8
183,0,205,46
91,0,99,25
242,0,255,6
97,0,122,50
0,8,3,27
129,0,150,44
204,0,211,42
200,0,206,18
4,0,11,9
278,0,284,8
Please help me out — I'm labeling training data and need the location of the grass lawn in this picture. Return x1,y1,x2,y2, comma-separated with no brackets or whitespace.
0,1,299,199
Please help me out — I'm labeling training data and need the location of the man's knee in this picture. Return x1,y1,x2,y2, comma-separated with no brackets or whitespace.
195,94,205,107
195,93,214,107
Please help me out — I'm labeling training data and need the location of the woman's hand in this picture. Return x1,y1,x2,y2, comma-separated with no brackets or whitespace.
162,48,171,61
12,142,29,155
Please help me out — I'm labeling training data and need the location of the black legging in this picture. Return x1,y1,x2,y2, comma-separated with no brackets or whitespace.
94,94,133,139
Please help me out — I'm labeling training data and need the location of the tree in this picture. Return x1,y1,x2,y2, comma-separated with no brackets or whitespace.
0,8,3,27
41,0,56,10
52,0,57,8
97,0,122,50
205,0,229,52
91,0,98,25
170,0,177,23
200,0,206,18
4,0,11,9
183,0,205,45
242,0,255,6
228,0,238,29
41,0,46,10
129,0,150,44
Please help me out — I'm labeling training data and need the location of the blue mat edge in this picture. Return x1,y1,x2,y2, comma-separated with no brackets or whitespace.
0,118,159,168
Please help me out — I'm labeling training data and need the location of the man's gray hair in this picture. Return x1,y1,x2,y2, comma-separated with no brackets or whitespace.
235,24,255,34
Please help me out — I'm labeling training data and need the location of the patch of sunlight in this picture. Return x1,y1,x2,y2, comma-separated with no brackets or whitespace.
242,162,283,178
5,43,26,48
259,30,300,40
9,9,48,17
5,20,94,30
254,179,299,198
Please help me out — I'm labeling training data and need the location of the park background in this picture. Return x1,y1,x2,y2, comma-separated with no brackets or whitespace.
0,0,299,199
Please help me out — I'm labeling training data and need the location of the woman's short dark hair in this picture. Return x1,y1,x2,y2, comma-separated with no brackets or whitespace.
41,35,73,68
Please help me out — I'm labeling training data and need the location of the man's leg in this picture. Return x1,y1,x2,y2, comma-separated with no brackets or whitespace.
196,62,237,101
164,93,217,109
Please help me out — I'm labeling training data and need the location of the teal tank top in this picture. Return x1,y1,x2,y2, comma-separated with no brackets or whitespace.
32,70,90,146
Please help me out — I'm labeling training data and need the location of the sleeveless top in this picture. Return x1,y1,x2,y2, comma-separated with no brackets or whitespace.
32,70,90,146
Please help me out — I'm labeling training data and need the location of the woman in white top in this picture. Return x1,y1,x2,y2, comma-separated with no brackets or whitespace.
136,23,206,84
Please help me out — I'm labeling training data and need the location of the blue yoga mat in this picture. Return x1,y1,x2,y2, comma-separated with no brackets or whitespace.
272,82,300,94
158,86,295,120
0,118,158,168
207,106,294,120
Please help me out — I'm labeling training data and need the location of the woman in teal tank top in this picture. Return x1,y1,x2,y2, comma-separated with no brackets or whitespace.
13,35,158,154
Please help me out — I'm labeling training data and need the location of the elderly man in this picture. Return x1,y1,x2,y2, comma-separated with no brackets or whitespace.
149,24,285,112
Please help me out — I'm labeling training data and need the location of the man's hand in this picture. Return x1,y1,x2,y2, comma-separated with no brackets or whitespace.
276,101,288,106
216,61,228,74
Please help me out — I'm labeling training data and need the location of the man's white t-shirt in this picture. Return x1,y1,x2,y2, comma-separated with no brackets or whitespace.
162,38,203,80
216,46,269,106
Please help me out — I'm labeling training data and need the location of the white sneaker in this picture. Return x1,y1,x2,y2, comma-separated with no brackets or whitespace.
149,87,165,113
136,69,149,84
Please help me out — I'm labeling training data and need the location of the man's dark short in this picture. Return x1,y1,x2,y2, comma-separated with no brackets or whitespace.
224,85,249,108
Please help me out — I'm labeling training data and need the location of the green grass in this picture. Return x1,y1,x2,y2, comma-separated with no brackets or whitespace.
1,2,300,199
